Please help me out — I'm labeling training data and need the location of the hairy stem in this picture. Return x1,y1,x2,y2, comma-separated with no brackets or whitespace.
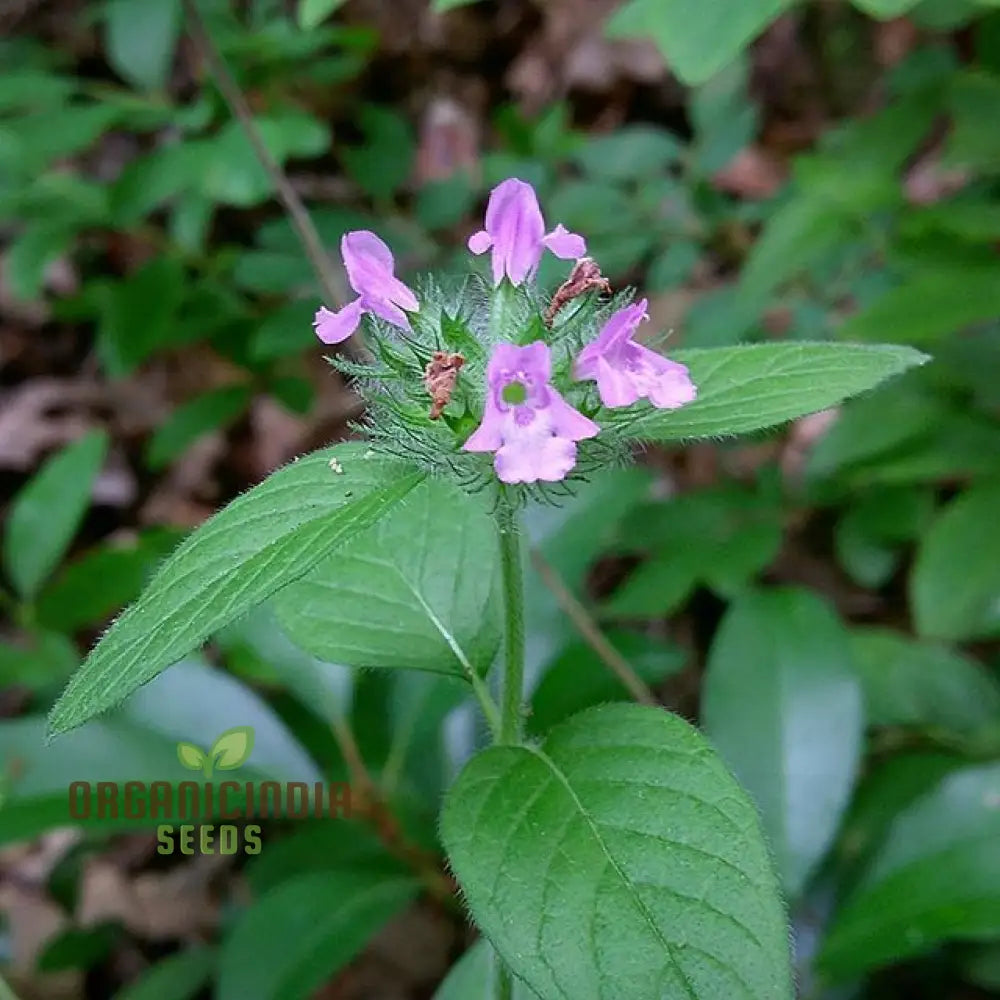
496,509,526,746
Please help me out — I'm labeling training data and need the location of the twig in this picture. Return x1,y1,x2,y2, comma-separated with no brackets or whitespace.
529,549,658,706
182,2,355,329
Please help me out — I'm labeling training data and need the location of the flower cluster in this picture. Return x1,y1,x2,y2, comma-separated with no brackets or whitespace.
313,177,697,494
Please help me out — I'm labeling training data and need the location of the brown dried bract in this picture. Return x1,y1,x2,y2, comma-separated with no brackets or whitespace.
544,256,612,326
424,350,465,420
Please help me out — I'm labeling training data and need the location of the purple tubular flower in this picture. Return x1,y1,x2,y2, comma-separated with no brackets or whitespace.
574,299,697,410
468,178,586,286
463,341,599,484
314,230,419,344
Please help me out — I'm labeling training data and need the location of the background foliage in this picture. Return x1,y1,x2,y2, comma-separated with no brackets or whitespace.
2,0,1000,997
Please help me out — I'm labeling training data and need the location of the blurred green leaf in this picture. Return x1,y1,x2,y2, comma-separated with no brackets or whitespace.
433,939,533,999
820,761,1000,979
297,0,347,29
3,430,108,599
834,512,900,589
38,922,119,972
611,343,928,442
342,105,415,202
250,300,318,361
849,628,1000,732
442,704,793,998
852,0,922,14
432,0,483,9
0,632,78,693
574,125,684,180
37,528,182,632
48,444,422,736
216,871,418,1000
202,116,330,207
528,630,685,735
839,265,1000,343
274,478,500,677
3,222,74,301
104,0,181,91
946,70,1000,172
703,587,863,897
689,57,757,174
98,256,186,376
113,947,215,1000
606,0,794,85
146,385,252,470
911,481,1000,640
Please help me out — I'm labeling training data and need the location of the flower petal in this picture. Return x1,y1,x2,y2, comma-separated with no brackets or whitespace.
592,356,642,408
468,230,492,254
542,223,586,260
487,178,545,285
495,435,579,484
365,295,412,330
644,355,698,409
546,390,601,441
314,300,365,344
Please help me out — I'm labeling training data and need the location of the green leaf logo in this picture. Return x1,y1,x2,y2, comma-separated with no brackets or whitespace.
210,726,255,771
177,741,208,773
176,727,255,778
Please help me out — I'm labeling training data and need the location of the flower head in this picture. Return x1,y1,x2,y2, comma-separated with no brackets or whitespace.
574,299,697,410
314,230,418,344
468,178,586,286
463,341,599,484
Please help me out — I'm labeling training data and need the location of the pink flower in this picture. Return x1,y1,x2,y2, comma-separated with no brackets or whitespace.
463,341,599,484
574,299,697,410
314,231,419,344
468,178,586,286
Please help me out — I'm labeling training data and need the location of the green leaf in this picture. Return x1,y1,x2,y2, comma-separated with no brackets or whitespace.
820,761,1000,979
104,0,180,91
839,266,1000,344
297,0,347,29
610,343,928,442
112,946,215,1000
528,631,685,736
37,529,183,632
433,939,534,1000
146,386,252,470
0,631,78,693
441,704,793,1000
432,0,483,9
702,588,863,897
48,444,423,736
3,430,108,599
210,725,255,769
606,0,794,85
850,628,1000,732
341,105,415,202
274,477,499,677
176,742,206,770
216,871,419,1000
573,125,684,180
911,482,1000,641
851,0,922,14
38,922,119,972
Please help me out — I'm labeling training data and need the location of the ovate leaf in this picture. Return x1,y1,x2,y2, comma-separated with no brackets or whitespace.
605,0,794,85
820,762,1000,980
48,444,423,736
113,946,215,1000
433,939,533,1000
216,871,418,1000
850,628,1000,732
609,343,928,442
3,430,108,599
105,0,181,91
146,385,252,470
274,477,500,677
911,481,1000,641
442,704,793,1000
702,588,863,897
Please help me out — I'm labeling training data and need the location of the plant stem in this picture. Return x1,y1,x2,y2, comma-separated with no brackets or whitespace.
181,0,369,359
529,548,658,706
496,508,526,746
